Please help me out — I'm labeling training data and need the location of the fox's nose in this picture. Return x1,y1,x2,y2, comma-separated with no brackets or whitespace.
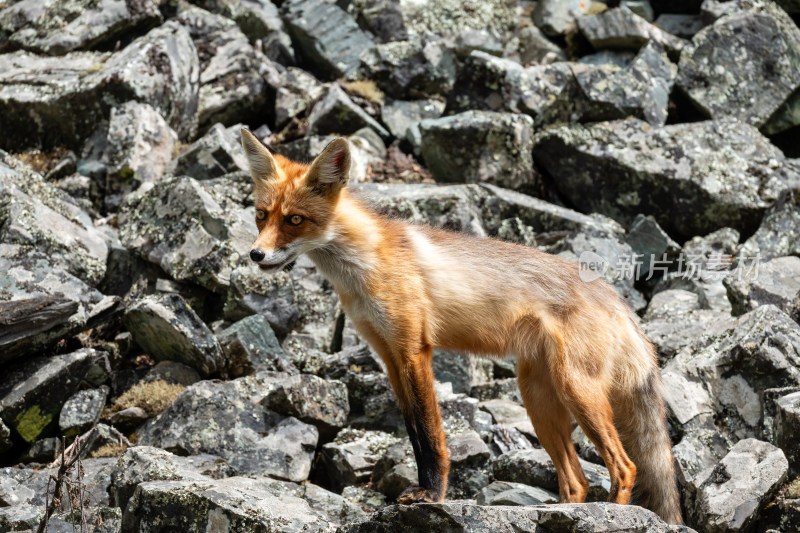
250,249,265,262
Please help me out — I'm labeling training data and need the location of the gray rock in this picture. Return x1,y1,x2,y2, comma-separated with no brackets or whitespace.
374,441,419,499
380,98,444,149
724,256,800,317
262,373,349,439
662,305,800,441
169,122,250,180
178,6,282,131
448,27,504,59
419,110,536,192
739,188,800,262
109,446,236,511
0,0,161,55
447,430,491,467
775,392,800,474
190,0,295,64
122,477,339,532
138,374,318,482
118,175,253,292
274,67,325,127
218,314,296,377
107,406,149,433
470,379,522,403
516,25,566,66
59,387,107,438
0,419,10,454
676,1,800,133
643,289,734,362
342,502,690,532
101,100,178,209
0,457,116,509
534,118,800,240
446,52,577,126
0,152,110,285
622,0,654,21
0,244,117,363
342,485,386,511
532,0,588,37
626,214,681,274
225,261,340,344
654,14,706,39
281,0,374,80
0,506,42,532
124,293,224,377
577,6,686,58
18,437,59,464
320,428,401,491
0,21,199,150
476,480,557,506
672,429,728,496
432,351,492,395
692,439,788,533
573,40,677,126
479,399,534,438
448,48,675,127
306,84,390,139
143,361,203,387
492,448,611,501
360,36,457,99
0,348,100,444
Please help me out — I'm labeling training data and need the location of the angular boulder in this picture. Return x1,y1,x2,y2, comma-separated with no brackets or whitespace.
124,293,224,377
419,111,536,192
676,0,800,132
534,118,800,239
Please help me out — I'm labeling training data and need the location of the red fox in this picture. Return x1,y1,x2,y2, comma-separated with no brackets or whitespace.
240,130,683,524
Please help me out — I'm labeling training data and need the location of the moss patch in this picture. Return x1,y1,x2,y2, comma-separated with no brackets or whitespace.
14,405,54,443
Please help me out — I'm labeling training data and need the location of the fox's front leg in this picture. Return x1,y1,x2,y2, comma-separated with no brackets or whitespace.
389,343,450,503
358,321,449,503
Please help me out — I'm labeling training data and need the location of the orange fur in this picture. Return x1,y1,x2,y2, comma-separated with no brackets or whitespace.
241,131,682,524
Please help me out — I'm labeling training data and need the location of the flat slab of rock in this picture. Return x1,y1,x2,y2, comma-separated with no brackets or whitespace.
280,0,374,80
534,118,800,239
676,0,800,132
341,502,692,532
122,477,341,532
0,0,161,55
476,480,557,506
577,6,686,57
124,293,224,377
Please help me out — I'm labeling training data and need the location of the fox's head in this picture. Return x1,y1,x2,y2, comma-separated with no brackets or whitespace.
241,128,351,273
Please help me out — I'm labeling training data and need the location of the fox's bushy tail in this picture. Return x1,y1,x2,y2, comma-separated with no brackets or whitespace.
615,364,683,525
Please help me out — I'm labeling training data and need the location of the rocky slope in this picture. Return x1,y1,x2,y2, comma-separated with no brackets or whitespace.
1,0,800,531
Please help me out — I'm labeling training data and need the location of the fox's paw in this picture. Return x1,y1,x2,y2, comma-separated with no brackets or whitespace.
396,486,442,504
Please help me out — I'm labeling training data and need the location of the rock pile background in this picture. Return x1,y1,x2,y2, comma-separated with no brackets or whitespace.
1,0,799,531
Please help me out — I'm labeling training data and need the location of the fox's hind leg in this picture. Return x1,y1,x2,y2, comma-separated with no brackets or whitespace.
551,364,637,504
518,357,589,503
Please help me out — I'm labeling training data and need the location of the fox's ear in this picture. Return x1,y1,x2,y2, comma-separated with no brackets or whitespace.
241,128,277,187
306,138,351,196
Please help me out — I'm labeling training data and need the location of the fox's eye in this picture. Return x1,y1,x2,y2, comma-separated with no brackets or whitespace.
256,209,267,221
288,214,304,226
